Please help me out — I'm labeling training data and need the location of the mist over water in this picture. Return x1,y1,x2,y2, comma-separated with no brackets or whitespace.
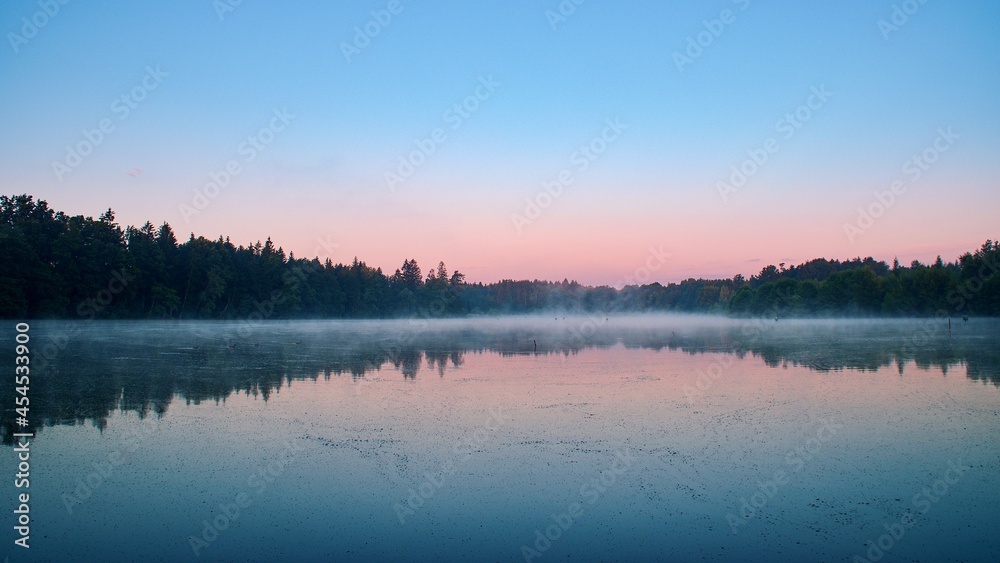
8,315,998,423
3,317,998,561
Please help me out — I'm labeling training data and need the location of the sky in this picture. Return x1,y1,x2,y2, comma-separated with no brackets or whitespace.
2,0,998,286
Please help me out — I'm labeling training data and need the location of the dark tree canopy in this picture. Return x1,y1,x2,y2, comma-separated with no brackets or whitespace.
1,195,998,319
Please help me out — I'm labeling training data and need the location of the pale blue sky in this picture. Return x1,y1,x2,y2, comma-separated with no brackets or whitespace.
2,1,998,284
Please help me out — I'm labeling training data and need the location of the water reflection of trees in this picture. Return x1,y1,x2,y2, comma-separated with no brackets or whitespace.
2,319,997,444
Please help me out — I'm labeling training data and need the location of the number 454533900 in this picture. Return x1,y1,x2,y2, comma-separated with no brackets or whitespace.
15,323,30,424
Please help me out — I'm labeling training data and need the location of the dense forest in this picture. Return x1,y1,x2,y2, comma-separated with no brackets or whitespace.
1,194,998,319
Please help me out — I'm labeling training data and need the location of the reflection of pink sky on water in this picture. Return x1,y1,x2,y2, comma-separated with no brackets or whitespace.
273,345,996,449
29,344,999,561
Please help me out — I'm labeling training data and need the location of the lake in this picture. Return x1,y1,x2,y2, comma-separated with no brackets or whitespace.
3,316,998,562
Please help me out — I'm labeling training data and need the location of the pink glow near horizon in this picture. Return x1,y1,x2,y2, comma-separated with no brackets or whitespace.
27,160,996,288
156,197,990,287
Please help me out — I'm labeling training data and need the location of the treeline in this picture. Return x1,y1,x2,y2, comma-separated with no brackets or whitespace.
1,194,998,319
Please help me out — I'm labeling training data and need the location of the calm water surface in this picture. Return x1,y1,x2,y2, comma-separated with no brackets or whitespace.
2,317,998,562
